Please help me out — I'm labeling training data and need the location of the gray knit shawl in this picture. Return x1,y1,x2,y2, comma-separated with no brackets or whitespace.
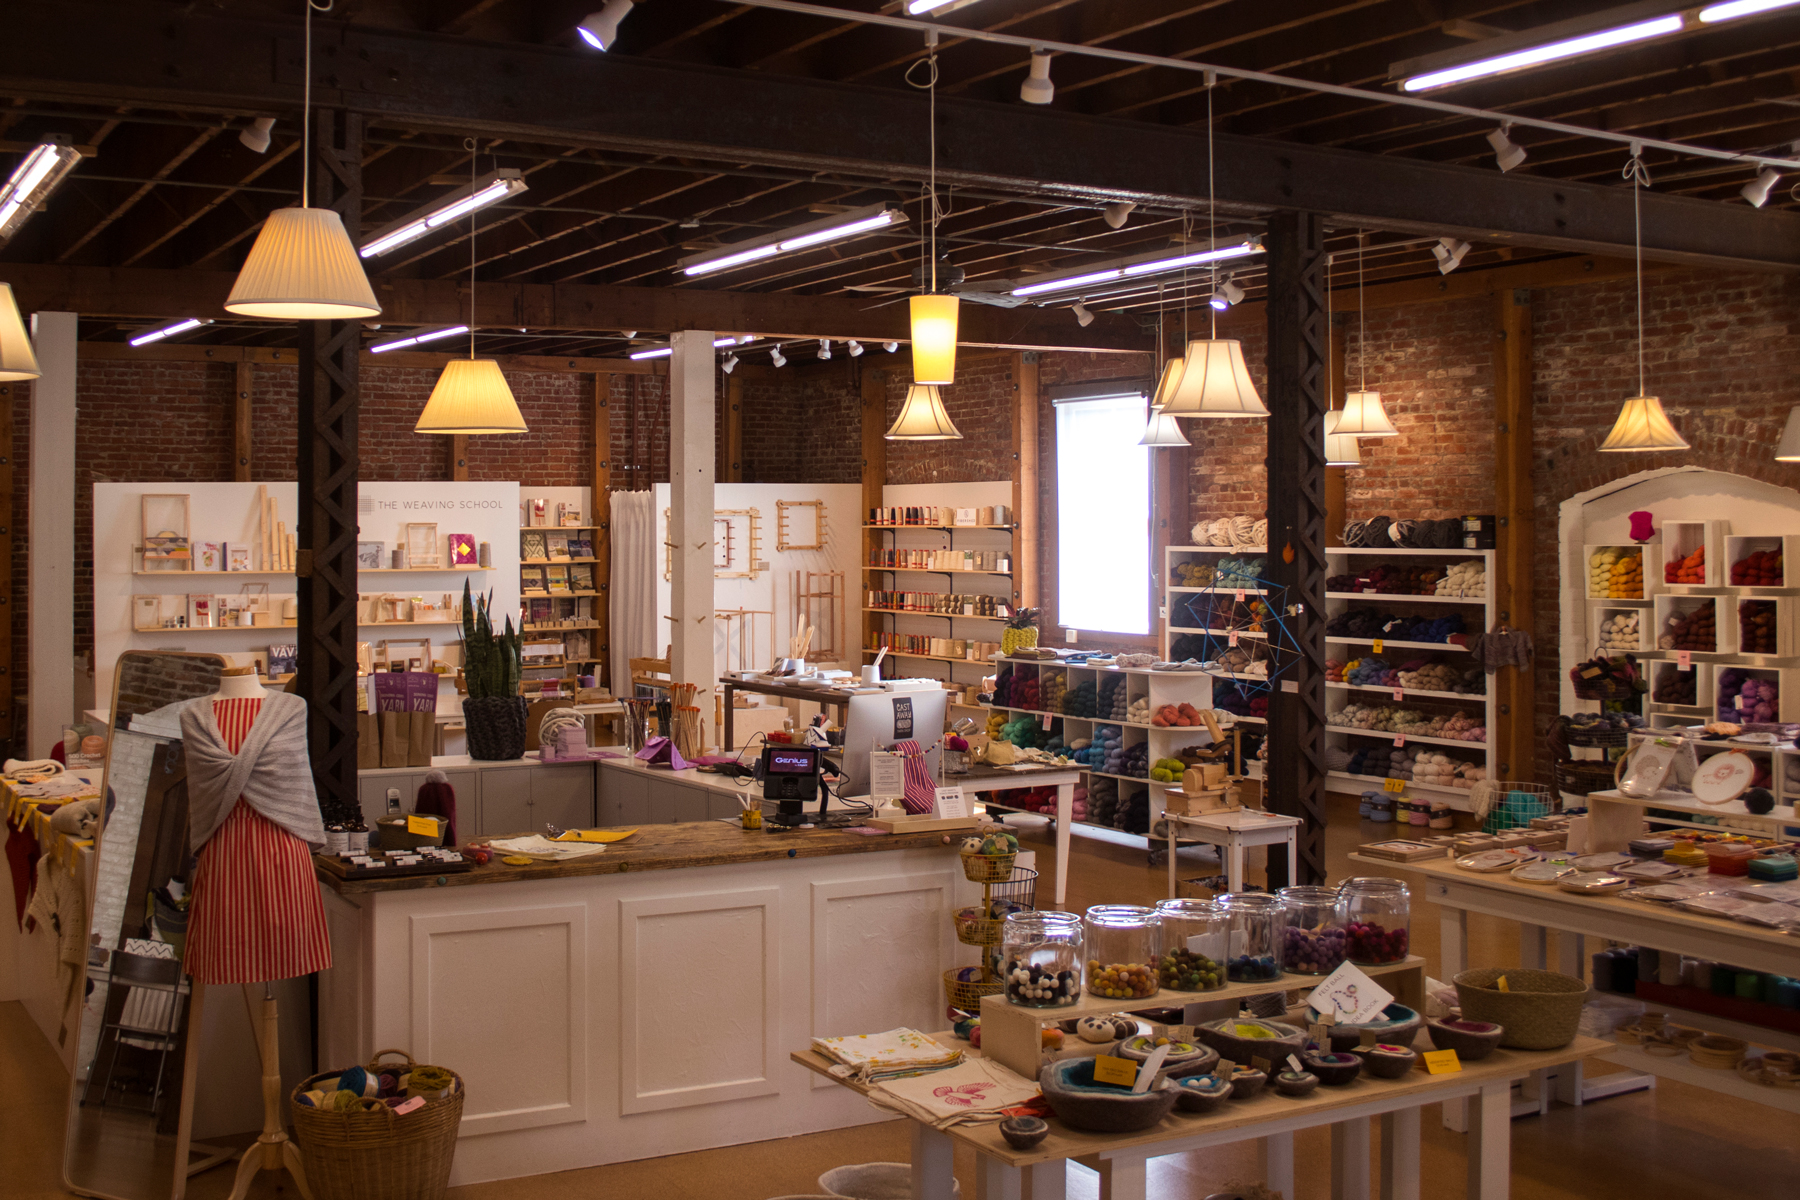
180,691,326,851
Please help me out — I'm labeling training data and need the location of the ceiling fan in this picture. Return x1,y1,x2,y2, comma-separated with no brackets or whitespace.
844,260,1029,309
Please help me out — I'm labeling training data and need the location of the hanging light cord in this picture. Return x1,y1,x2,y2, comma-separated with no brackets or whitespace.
905,42,943,295
467,137,479,360
1357,230,1367,392
1325,251,1333,410
1623,148,1651,397
1207,72,1217,341
301,0,333,208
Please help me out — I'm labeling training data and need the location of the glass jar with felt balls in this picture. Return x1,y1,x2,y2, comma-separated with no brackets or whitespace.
1336,876,1412,964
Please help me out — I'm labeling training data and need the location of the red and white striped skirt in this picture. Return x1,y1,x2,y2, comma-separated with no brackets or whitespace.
184,799,331,985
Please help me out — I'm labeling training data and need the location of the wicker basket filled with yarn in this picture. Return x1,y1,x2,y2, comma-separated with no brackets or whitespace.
291,1049,464,1200
1001,608,1041,656
961,830,1021,882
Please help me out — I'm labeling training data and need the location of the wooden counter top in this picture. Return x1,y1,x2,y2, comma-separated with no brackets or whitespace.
317,819,963,895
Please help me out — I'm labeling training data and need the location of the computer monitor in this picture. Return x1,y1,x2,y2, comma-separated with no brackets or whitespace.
834,687,950,800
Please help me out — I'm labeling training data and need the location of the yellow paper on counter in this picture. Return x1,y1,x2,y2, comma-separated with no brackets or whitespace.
1091,1055,1138,1086
406,814,438,836
552,828,638,843
1422,1050,1462,1075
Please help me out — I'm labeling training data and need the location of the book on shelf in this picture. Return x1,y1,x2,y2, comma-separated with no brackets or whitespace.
527,598,553,623
546,564,570,593
521,566,548,595
569,564,595,591
571,536,593,559
547,534,570,560
521,532,547,561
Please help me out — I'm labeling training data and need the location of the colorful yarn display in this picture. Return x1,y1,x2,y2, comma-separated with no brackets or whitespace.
1719,669,1780,723
1326,608,1466,644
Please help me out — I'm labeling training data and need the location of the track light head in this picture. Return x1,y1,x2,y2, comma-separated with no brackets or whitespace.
1101,201,1136,230
577,0,634,51
1208,276,1245,310
847,340,865,357
1071,300,1094,327
883,341,899,353
1020,50,1054,105
623,331,637,339
721,353,739,374
817,338,832,360
770,345,786,367
239,117,275,154
1485,125,1526,172
1432,237,1471,274
1743,166,1780,208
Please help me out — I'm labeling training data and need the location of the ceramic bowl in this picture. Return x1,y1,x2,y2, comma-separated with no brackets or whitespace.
1172,1073,1233,1114
1226,1065,1267,1101
1195,1017,1308,1068
998,1116,1049,1150
1273,1069,1319,1098
1356,1043,1417,1079
1305,1003,1423,1053
1427,1018,1505,1061
1301,1051,1363,1086
1037,1058,1178,1133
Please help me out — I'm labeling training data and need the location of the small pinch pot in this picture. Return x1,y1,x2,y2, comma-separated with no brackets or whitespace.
1037,1058,1177,1133
1356,1043,1418,1079
1194,1017,1308,1068
1307,1003,1423,1053
1225,1065,1267,1101
1301,1050,1363,1086
1427,1018,1506,1061
1172,1072,1234,1114
1273,1069,1319,1098
998,1116,1049,1150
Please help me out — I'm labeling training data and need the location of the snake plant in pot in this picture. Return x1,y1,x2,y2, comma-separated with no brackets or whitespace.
460,580,528,760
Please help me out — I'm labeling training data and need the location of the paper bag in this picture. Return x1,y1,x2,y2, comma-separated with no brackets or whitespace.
407,711,435,766
380,712,411,767
357,712,381,769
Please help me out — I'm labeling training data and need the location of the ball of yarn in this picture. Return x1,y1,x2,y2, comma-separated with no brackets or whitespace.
1744,787,1776,815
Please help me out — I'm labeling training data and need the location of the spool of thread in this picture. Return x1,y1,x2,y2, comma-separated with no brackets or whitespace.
1637,947,1660,981
1659,953,1682,986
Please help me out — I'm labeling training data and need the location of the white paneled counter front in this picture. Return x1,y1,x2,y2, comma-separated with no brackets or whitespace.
316,820,969,1185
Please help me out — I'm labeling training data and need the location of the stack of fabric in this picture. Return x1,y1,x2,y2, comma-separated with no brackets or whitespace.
812,1028,963,1084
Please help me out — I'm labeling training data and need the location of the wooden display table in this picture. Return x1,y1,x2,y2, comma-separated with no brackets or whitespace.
793,1032,1610,1200
1159,808,1303,896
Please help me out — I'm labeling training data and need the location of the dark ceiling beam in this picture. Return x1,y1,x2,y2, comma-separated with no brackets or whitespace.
0,262,1150,352
4,3,1799,271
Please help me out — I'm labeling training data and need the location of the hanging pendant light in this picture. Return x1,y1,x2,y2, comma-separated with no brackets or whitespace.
1600,147,1688,454
1324,409,1362,466
1139,405,1190,447
910,38,960,386
1776,407,1800,462
227,3,379,321
0,283,40,381
415,139,525,435
1162,72,1266,420
886,383,961,440
1330,231,1398,438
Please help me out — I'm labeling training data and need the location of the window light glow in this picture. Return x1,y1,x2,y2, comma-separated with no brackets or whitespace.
1057,392,1150,635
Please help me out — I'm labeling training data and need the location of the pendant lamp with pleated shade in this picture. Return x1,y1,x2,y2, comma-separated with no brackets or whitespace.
1599,395,1688,452
225,207,381,320
886,384,961,440
1140,405,1190,447
1332,390,1398,438
0,284,39,381
415,359,526,434
1324,409,1361,466
1158,339,1267,417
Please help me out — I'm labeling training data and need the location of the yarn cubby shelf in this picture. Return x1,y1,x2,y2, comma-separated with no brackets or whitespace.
1326,636,1470,652
1326,681,1483,702
1324,591,1480,605
1326,728,1487,749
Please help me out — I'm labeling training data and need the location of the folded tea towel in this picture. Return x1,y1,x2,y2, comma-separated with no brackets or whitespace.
869,1057,1041,1127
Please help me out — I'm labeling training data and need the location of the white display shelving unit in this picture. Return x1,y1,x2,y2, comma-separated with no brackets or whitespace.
1159,543,1497,808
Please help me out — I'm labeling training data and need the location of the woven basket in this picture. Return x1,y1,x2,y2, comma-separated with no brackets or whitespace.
1453,968,1589,1050
1562,726,1629,749
291,1049,464,1200
1554,758,1620,797
942,966,1003,1009
953,908,1006,946
961,851,1017,884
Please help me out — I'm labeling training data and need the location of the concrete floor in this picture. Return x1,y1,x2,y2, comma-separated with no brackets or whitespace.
6,794,1798,1199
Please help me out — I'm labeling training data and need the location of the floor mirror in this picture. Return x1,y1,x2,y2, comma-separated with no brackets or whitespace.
63,651,228,1200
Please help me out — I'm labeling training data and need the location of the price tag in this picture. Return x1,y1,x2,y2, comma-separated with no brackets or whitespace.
1281,679,1299,693
964,603,976,616
1285,1054,1304,1074
1495,975,1511,993
1393,735,1405,748
1678,651,1692,671
1393,688,1404,701
1235,589,1246,602
1091,1055,1139,1086
1372,639,1384,654
1251,1056,1272,1077
1041,711,1052,731
1422,1049,1463,1075
405,814,437,837
1229,631,1240,647
933,786,969,820
1383,778,1405,794
1359,1027,1382,1048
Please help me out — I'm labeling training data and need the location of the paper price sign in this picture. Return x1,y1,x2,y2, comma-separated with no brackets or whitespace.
1383,778,1405,794
1372,639,1384,654
1091,1055,1138,1086
1235,589,1246,602
1041,711,1052,731
1393,688,1404,702
1393,735,1405,748
933,786,969,820
869,751,906,803
1228,630,1240,647
1422,1050,1462,1075
1677,651,1692,671
405,814,437,837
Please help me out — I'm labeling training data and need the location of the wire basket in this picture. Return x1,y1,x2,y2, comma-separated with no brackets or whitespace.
950,867,1039,945
942,966,1003,1008
1481,781,1553,833
1570,656,1646,700
1555,758,1620,798
1561,725,1629,749
961,851,1018,883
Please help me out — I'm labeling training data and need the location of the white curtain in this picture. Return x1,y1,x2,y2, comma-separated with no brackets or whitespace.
609,490,659,696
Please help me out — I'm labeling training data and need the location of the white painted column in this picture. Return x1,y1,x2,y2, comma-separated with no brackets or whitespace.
29,312,76,759
667,330,715,735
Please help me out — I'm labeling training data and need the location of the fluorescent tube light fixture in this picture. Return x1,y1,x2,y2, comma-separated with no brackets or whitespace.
630,346,672,360
1399,12,1683,92
1009,240,1262,298
371,325,470,353
1700,0,1800,19
359,170,528,258
906,0,987,13
577,0,634,50
129,318,213,347
0,140,81,243
678,204,907,277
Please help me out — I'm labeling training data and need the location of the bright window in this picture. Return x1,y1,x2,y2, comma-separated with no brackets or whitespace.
1055,391,1151,635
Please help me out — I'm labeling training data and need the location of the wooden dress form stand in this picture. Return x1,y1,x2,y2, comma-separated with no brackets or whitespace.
172,667,314,1200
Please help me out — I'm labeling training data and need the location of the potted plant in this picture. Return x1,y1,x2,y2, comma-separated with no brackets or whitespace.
459,580,527,760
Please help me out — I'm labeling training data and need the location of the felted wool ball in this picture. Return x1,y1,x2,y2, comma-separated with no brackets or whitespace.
1744,787,1776,815
1077,1016,1118,1043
